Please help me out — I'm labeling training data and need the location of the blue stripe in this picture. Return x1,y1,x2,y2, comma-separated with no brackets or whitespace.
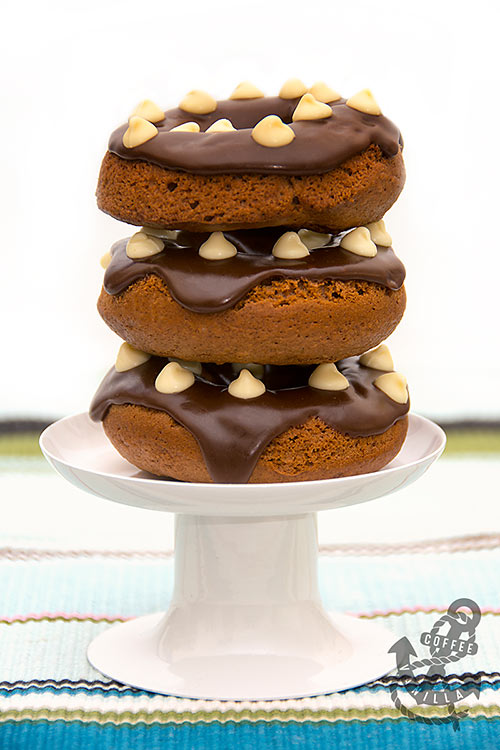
1,551,500,617
0,717,499,750
0,675,489,699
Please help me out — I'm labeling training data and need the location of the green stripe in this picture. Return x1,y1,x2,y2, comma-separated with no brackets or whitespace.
444,430,500,455
1,429,499,462
2,608,499,626
0,704,498,725
4,431,500,458
0,433,44,458
0,615,126,625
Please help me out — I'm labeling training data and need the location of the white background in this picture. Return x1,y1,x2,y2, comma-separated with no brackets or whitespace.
1,0,499,420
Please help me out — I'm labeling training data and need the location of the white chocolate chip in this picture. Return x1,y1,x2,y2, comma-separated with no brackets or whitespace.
131,99,165,123
115,343,151,373
228,369,266,399
229,81,264,99
179,90,217,115
170,121,200,133
308,82,341,103
126,232,164,260
374,372,408,404
272,231,310,259
168,357,202,375
122,116,158,148
155,362,195,394
205,118,236,133
366,220,392,247
198,231,237,260
298,229,331,250
279,78,308,99
292,93,332,121
308,363,349,391
232,362,265,379
360,344,394,372
340,227,377,257
346,89,381,116
251,115,295,148
100,251,112,269
141,227,179,240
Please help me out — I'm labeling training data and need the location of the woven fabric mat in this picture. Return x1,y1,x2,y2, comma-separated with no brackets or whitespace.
0,535,499,749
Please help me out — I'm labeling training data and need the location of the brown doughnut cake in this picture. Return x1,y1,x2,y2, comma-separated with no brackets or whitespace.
98,226,406,365
90,355,410,484
97,89,405,231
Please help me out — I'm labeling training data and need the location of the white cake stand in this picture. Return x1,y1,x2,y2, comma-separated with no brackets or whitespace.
40,413,445,700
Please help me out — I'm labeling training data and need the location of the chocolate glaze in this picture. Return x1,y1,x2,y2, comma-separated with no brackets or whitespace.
108,97,403,175
104,229,406,313
90,357,409,483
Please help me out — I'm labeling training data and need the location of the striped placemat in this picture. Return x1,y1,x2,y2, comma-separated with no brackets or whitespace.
1,421,500,748
1,535,499,749
2,418,500,458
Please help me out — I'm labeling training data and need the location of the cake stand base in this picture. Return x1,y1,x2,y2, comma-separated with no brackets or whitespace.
88,513,395,700
40,413,446,700
88,611,395,700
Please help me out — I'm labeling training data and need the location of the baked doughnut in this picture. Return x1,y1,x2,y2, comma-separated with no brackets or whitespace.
98,226,406,365
97,89,405,231
90,354,410,484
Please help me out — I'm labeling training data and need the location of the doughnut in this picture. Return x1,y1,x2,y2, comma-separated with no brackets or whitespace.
98,226,406,365
91,81,412,485
89,354,410,484
97,89,405,231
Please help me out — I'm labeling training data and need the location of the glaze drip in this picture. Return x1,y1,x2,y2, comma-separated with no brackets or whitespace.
104,228,406,313
90,357,409,483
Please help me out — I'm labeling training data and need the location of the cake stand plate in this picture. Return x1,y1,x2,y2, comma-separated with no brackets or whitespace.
40,413,445,700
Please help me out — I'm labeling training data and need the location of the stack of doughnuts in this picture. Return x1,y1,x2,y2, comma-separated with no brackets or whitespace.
90,79,410,483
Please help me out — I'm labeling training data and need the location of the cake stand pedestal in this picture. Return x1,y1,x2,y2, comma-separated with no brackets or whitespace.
40,413,445,700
